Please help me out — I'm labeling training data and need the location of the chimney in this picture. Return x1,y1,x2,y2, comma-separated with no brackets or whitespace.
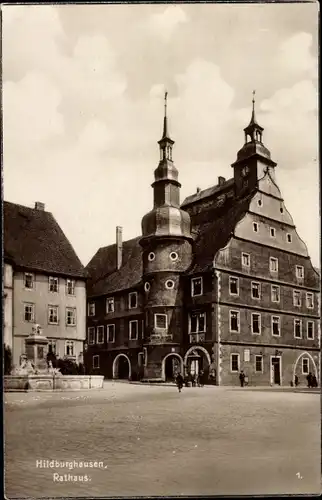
34,201,45,211
116,226,123,270
196,187,201,194
218,176,226,186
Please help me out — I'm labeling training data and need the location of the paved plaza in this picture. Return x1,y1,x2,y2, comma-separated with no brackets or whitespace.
4,382,321,497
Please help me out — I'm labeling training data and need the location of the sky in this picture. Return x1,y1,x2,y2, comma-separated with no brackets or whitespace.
2,3,319,267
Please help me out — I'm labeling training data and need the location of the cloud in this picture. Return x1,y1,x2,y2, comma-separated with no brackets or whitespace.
147,5,188,41
276,32,316,78
3,71,64,156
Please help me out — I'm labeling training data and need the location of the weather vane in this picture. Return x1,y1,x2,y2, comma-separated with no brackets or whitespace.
164,91,168,117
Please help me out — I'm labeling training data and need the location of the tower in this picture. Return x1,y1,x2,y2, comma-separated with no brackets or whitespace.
232,91,277,196
140,92,193,380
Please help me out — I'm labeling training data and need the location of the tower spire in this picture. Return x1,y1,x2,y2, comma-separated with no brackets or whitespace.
162,91,170,139
250,89,256,124
244,89,263,143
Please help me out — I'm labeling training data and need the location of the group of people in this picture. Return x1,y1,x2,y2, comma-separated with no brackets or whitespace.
175,370,206,392
306,372,318,388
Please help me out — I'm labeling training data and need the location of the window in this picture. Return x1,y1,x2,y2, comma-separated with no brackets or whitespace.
148,252,155,261
24,303,34,322
107,324,115,343
97,325,104,344
129,320,138,340
88,327,95,345
251,282,261,299
306,292,314,309
190,312,206,333
302,358,309,375
65,340,75,357
66,307,76,326
155,313,167,329
49,276,58,292
253,222,258,233
48,305,59,325
48,339,57,355
271,285,280,303
144,282,150,292
191,277,203,296
270,227,276,238
270,257,278,272
241,253,250,267
296,266,304,279
93,355,100,369
293,290,301,307
66,279,75,295
307,321,314,340
230,354,240,372
129,292,138,309
252,313,261,334
255,355,263,373
258,199,262,207
280,206,284,214
106,297,114,313
287,233,292,243
88,302,95,317
165,280,175,289
294,319,302,339
170,252,178,261
272,316,280,336
229,277,239,296
244,349,250,362
24,273,34,289
230,310,240,333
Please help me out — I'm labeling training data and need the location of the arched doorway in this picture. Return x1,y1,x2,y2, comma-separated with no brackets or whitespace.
162,354,183,381
184,346,211,380
293,352,318,386
113,354,131,380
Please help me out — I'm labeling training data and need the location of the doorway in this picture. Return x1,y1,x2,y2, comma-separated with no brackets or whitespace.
271,357,281,385
165,355,181,381
113,354,131,380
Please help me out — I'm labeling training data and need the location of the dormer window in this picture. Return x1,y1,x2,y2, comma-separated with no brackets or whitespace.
191,277,203,297
129,292,138,309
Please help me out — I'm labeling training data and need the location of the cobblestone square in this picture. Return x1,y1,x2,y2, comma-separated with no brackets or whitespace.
4,383,321,497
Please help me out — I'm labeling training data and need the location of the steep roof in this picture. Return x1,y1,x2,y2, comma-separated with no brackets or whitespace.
86,237,142,297
187,191,254,274
3,201,85,278
182,178,234,207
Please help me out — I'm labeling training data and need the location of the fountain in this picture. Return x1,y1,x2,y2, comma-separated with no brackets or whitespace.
4,324,104,392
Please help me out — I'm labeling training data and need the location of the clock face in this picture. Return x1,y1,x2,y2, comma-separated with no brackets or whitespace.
242,165,250,177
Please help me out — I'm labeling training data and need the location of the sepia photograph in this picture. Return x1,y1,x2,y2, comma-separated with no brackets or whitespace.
2,1,320,498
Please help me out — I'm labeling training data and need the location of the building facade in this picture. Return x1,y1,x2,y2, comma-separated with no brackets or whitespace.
3,201,87,368
85,95,320,386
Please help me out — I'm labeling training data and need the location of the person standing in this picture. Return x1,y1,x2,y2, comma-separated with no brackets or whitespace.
307,372,313,388
239,370,246,388
176,372,184,393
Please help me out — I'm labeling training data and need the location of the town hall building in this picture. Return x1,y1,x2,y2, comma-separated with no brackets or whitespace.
85,94,320,386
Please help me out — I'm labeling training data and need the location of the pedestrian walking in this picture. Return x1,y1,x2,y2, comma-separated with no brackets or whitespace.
176,372,184,393
294,375,299,387
312,374,318,388
239,370,246,388
307,372,313,388
199,370,205,387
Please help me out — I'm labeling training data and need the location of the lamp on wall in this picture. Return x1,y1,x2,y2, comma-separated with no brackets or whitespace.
84,342,88,352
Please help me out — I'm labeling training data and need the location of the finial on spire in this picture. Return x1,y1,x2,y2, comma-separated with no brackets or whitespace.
164,91,168,118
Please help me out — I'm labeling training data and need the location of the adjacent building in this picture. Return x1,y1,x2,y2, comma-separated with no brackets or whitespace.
3,201,87,368
85,95,320,386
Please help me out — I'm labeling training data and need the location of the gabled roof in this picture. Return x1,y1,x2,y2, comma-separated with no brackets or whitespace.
86,237,142,297
3,201,85,278
181,178,234,207
187,191,254,274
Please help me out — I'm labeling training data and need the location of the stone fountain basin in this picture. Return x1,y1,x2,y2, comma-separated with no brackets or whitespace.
4,375,104,392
